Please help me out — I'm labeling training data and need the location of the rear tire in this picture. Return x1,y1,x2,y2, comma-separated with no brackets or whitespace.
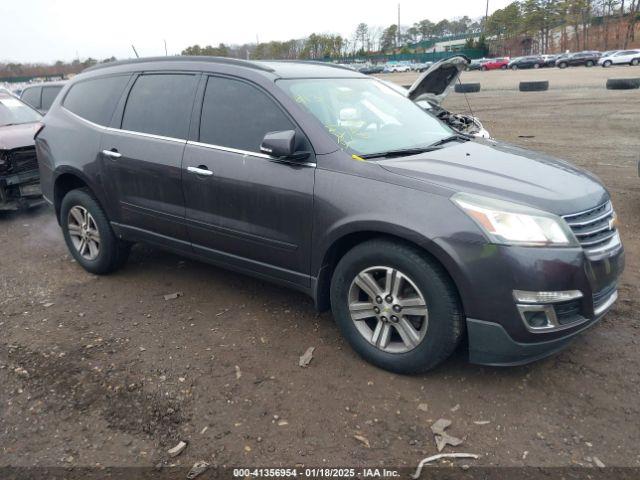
586,60,594,67
631,58,640,66
558,62,568,69
60,189,130,275
330,239,463,374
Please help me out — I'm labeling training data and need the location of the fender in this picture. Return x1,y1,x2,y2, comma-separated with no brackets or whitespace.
52,165,114,222
312,219,471,315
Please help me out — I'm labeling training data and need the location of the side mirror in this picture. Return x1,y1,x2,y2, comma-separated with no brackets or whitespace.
260,130,296,158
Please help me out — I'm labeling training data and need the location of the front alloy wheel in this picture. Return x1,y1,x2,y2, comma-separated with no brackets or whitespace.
330,239,464,373
348,266,428,353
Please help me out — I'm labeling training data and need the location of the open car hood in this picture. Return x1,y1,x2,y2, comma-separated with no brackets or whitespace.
406,55,470,105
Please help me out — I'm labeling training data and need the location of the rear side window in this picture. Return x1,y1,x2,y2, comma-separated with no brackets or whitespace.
21,87,41,109
199,76,294,153
63,76,129,126
121,74,197,139
41,86,63,111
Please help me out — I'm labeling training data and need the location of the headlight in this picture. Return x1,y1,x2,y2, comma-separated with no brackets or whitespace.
452,193,578,247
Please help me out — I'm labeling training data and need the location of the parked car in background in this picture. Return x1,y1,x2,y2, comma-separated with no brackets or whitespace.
20,81,66,114
556,51,601,68
0,93,44,210
599,49,640,67
37,56,623,373
481,57,510,70
384,62,411,73
358,64,384,75
508,56,544,69
541,54,560,67
467,59,488,71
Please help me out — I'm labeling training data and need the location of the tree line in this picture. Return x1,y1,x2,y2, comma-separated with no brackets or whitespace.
487,0,640,54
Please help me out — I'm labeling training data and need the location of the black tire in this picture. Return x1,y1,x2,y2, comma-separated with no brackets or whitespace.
511,64,518,70
330,239,463,374
533,63,540,69
606,78,640,90
631,58,640,66
454,83,481,93
586,60,594,67
603,60,612,68
60,188,131,274
558,62,568,69
519,80,549,92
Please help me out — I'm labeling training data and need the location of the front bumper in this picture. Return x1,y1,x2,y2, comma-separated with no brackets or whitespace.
0,169,44,211
467,286,617,366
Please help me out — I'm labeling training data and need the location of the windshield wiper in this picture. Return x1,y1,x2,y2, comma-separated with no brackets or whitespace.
360,134,472,160
427,133,471,148
359,146,440,160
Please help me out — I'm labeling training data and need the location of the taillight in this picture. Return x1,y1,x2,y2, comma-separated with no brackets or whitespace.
34,122,45,140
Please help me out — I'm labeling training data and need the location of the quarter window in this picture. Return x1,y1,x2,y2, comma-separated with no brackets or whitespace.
122,74,197,139
41,86,63,111
64,75,129,126
21,87,41,109
199,76,295,153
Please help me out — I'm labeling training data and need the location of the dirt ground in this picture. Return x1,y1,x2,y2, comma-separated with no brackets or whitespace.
1,69,640,473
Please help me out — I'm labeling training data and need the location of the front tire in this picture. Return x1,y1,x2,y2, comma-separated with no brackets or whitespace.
60,189,130,275
330,239,463,374
603,60,612,67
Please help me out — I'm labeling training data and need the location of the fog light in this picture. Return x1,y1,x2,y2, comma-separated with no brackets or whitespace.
523,310,550,329
513,290,582,304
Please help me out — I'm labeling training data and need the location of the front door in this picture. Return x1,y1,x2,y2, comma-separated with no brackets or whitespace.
101,73,199,243
182,75,315,286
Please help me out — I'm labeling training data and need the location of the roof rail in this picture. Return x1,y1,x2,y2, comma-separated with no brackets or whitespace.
83,56,275,73
259,60,357,72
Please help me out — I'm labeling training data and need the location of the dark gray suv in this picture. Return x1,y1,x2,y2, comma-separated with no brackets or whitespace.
35,56,624,373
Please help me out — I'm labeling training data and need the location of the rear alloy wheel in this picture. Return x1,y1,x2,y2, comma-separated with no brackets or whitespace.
631,59,640,66
61,188,131,275
67,206,100,261
330,239,463,373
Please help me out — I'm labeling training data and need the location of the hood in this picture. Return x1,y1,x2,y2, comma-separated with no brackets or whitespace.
378,139,608,216
0,122,39,150
406,55,470,105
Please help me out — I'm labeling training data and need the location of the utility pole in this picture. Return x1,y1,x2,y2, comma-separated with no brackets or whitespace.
397,3,401,48
485,0,489,30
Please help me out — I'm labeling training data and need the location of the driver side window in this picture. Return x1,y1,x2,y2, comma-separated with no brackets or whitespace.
199,76,296,154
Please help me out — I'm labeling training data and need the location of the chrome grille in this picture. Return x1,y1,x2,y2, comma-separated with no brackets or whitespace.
563,201,619,254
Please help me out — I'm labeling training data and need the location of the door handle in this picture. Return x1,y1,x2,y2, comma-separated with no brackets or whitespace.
102,149,122,159
187,166,213,176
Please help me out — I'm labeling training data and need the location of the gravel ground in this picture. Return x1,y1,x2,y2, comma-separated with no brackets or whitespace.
1,70,639,472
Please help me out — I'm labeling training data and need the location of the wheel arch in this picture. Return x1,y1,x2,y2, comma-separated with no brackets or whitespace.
52,167,107,223
312,225,467,316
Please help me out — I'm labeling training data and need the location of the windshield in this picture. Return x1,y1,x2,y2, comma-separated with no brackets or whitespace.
278,78,451,156
0,96,41,126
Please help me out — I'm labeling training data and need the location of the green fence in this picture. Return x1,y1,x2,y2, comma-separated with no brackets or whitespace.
329,48,488,65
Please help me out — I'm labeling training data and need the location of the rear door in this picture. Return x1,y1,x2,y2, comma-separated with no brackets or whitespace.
181,75,315,286
101,72,199,245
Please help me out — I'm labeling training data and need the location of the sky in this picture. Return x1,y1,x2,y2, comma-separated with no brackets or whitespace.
0,0,514,64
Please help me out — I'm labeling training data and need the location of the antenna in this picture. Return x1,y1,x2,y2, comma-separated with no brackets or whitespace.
164,39,168,56
131,45,139,58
